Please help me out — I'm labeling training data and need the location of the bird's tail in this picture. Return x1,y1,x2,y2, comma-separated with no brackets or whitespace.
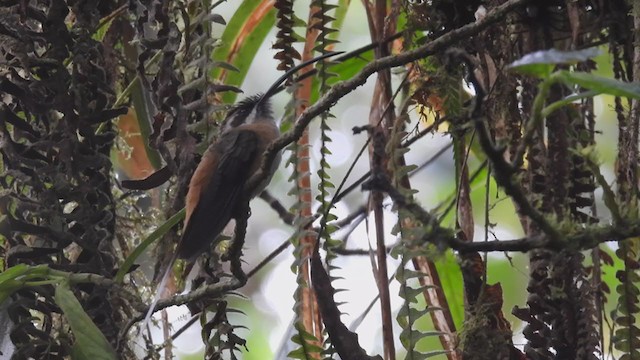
141,251,179,334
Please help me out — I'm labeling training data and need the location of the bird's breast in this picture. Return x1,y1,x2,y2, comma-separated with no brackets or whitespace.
237,121,281,196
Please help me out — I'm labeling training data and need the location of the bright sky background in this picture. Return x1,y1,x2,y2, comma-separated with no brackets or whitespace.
141,2,624,359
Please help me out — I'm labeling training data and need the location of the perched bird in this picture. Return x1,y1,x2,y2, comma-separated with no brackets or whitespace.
142,94,280,331
142,51,343,331
178,94,280,261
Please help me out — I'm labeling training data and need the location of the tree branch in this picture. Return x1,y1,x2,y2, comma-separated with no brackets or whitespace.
444,47,563,244
364,173,635,254
246,0,532,193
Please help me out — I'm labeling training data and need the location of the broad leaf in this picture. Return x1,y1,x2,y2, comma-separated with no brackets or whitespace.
508,47,599,78
557,70,640,99
55,282,117,360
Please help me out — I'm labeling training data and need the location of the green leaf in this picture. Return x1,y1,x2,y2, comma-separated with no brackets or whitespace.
288,329,324,358
405,286,438,302
330,0,351,43
510,63,555,78
541,90,600,118
115,208,185,283
397,306,434,321
0,264,30,285
396,268,427,282
556,70,640,99
211,0,277,104
93,17,115,42
55,282,117,360
508,47,600,78
434,250,465,329
0,264,50,303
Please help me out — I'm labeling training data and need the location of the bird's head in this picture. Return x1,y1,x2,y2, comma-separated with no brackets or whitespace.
222,94,275,133
220,51,343,133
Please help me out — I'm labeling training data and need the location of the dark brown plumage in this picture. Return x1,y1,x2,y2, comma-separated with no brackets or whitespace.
141,96,279,329
178,96,280,260
142,51,343,331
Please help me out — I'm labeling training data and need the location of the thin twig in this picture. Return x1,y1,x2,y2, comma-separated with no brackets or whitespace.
246,0,533,194
333,246,393,255
259,190,295,226
446,48,562,244
247,237,291,279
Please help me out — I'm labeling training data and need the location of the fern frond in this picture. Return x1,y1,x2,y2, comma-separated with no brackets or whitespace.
274,0,302,73
201,300,248,359
396,255,451,358
612,239,640,357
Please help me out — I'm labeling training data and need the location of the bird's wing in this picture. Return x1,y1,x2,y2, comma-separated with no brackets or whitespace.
177,129,260,261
